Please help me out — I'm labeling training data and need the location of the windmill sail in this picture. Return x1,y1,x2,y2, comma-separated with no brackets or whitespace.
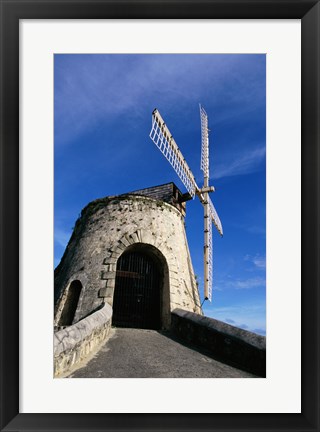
200,103,212,301
200,104,209,178
199,105,223,300
207,219,213,301
149,106,223,303
208,195,223,236
149,109,199,198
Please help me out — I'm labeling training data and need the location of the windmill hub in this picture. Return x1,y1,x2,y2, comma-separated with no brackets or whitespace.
200,186,215,194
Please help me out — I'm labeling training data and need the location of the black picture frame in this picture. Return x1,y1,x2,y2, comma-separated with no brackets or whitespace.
0,1,319,431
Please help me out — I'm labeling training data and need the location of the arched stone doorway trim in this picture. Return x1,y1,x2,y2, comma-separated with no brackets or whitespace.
112,244,163,329
99,229,174,329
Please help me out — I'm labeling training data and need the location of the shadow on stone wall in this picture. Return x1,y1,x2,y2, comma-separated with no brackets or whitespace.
171,308,266,377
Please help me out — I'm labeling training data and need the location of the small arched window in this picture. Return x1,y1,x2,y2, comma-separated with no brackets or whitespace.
58,280,82,326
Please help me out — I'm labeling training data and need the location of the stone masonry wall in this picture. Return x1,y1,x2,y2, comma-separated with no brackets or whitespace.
171,308,266,377
54,302,112,377
54,194,202,329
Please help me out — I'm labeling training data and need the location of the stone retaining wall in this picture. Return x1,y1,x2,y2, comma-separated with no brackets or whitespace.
171,308,266,377
54,302,112,377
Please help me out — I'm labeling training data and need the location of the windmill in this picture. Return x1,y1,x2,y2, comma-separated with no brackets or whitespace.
149,105,223,302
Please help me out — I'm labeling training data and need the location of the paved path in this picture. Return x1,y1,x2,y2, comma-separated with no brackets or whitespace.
69,328,255,378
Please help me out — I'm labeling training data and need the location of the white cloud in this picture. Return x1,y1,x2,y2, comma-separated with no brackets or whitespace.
203,304,266,336
55,54,265,150
213,146,265,179
230,276,265,290
253,256,266,269
217,271,265,290
244,254,266,270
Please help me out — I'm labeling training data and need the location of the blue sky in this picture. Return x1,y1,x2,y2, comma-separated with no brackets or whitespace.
54,54,266,336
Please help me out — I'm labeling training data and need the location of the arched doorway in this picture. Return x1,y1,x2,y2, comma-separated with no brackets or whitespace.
58,280,82,326
112,246,162,329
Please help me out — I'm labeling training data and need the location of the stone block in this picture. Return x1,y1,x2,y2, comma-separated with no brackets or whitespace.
110,251,120,260
106,278,115,288
110,263,116,272
101,271,108,280
115,243,126,253
120,236,130,248
136,229,143,242
124,234,134,244
130,232,139,244
103,257,117,265
99,287,108,298
106,287,113,297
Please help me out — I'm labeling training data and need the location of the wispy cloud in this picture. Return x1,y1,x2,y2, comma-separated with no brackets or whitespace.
55,54,265,149
244,254,266,270
216,275,265,291
225,319,260,334
229,276,265,290
203,304,266,336
213,146,265,179
253,256,266,269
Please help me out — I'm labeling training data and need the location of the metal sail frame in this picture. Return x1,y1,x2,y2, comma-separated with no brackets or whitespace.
149,106,223,302
199,104,212,300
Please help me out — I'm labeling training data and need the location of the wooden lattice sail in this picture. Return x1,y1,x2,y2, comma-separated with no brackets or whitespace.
149,105,223,302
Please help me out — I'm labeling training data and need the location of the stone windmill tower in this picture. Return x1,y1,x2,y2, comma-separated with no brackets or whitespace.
54,105,222,334
54,182,202,331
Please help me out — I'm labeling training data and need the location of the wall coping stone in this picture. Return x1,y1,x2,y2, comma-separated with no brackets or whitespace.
54,302,112,357
172,308,266,350
171,308,266,376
